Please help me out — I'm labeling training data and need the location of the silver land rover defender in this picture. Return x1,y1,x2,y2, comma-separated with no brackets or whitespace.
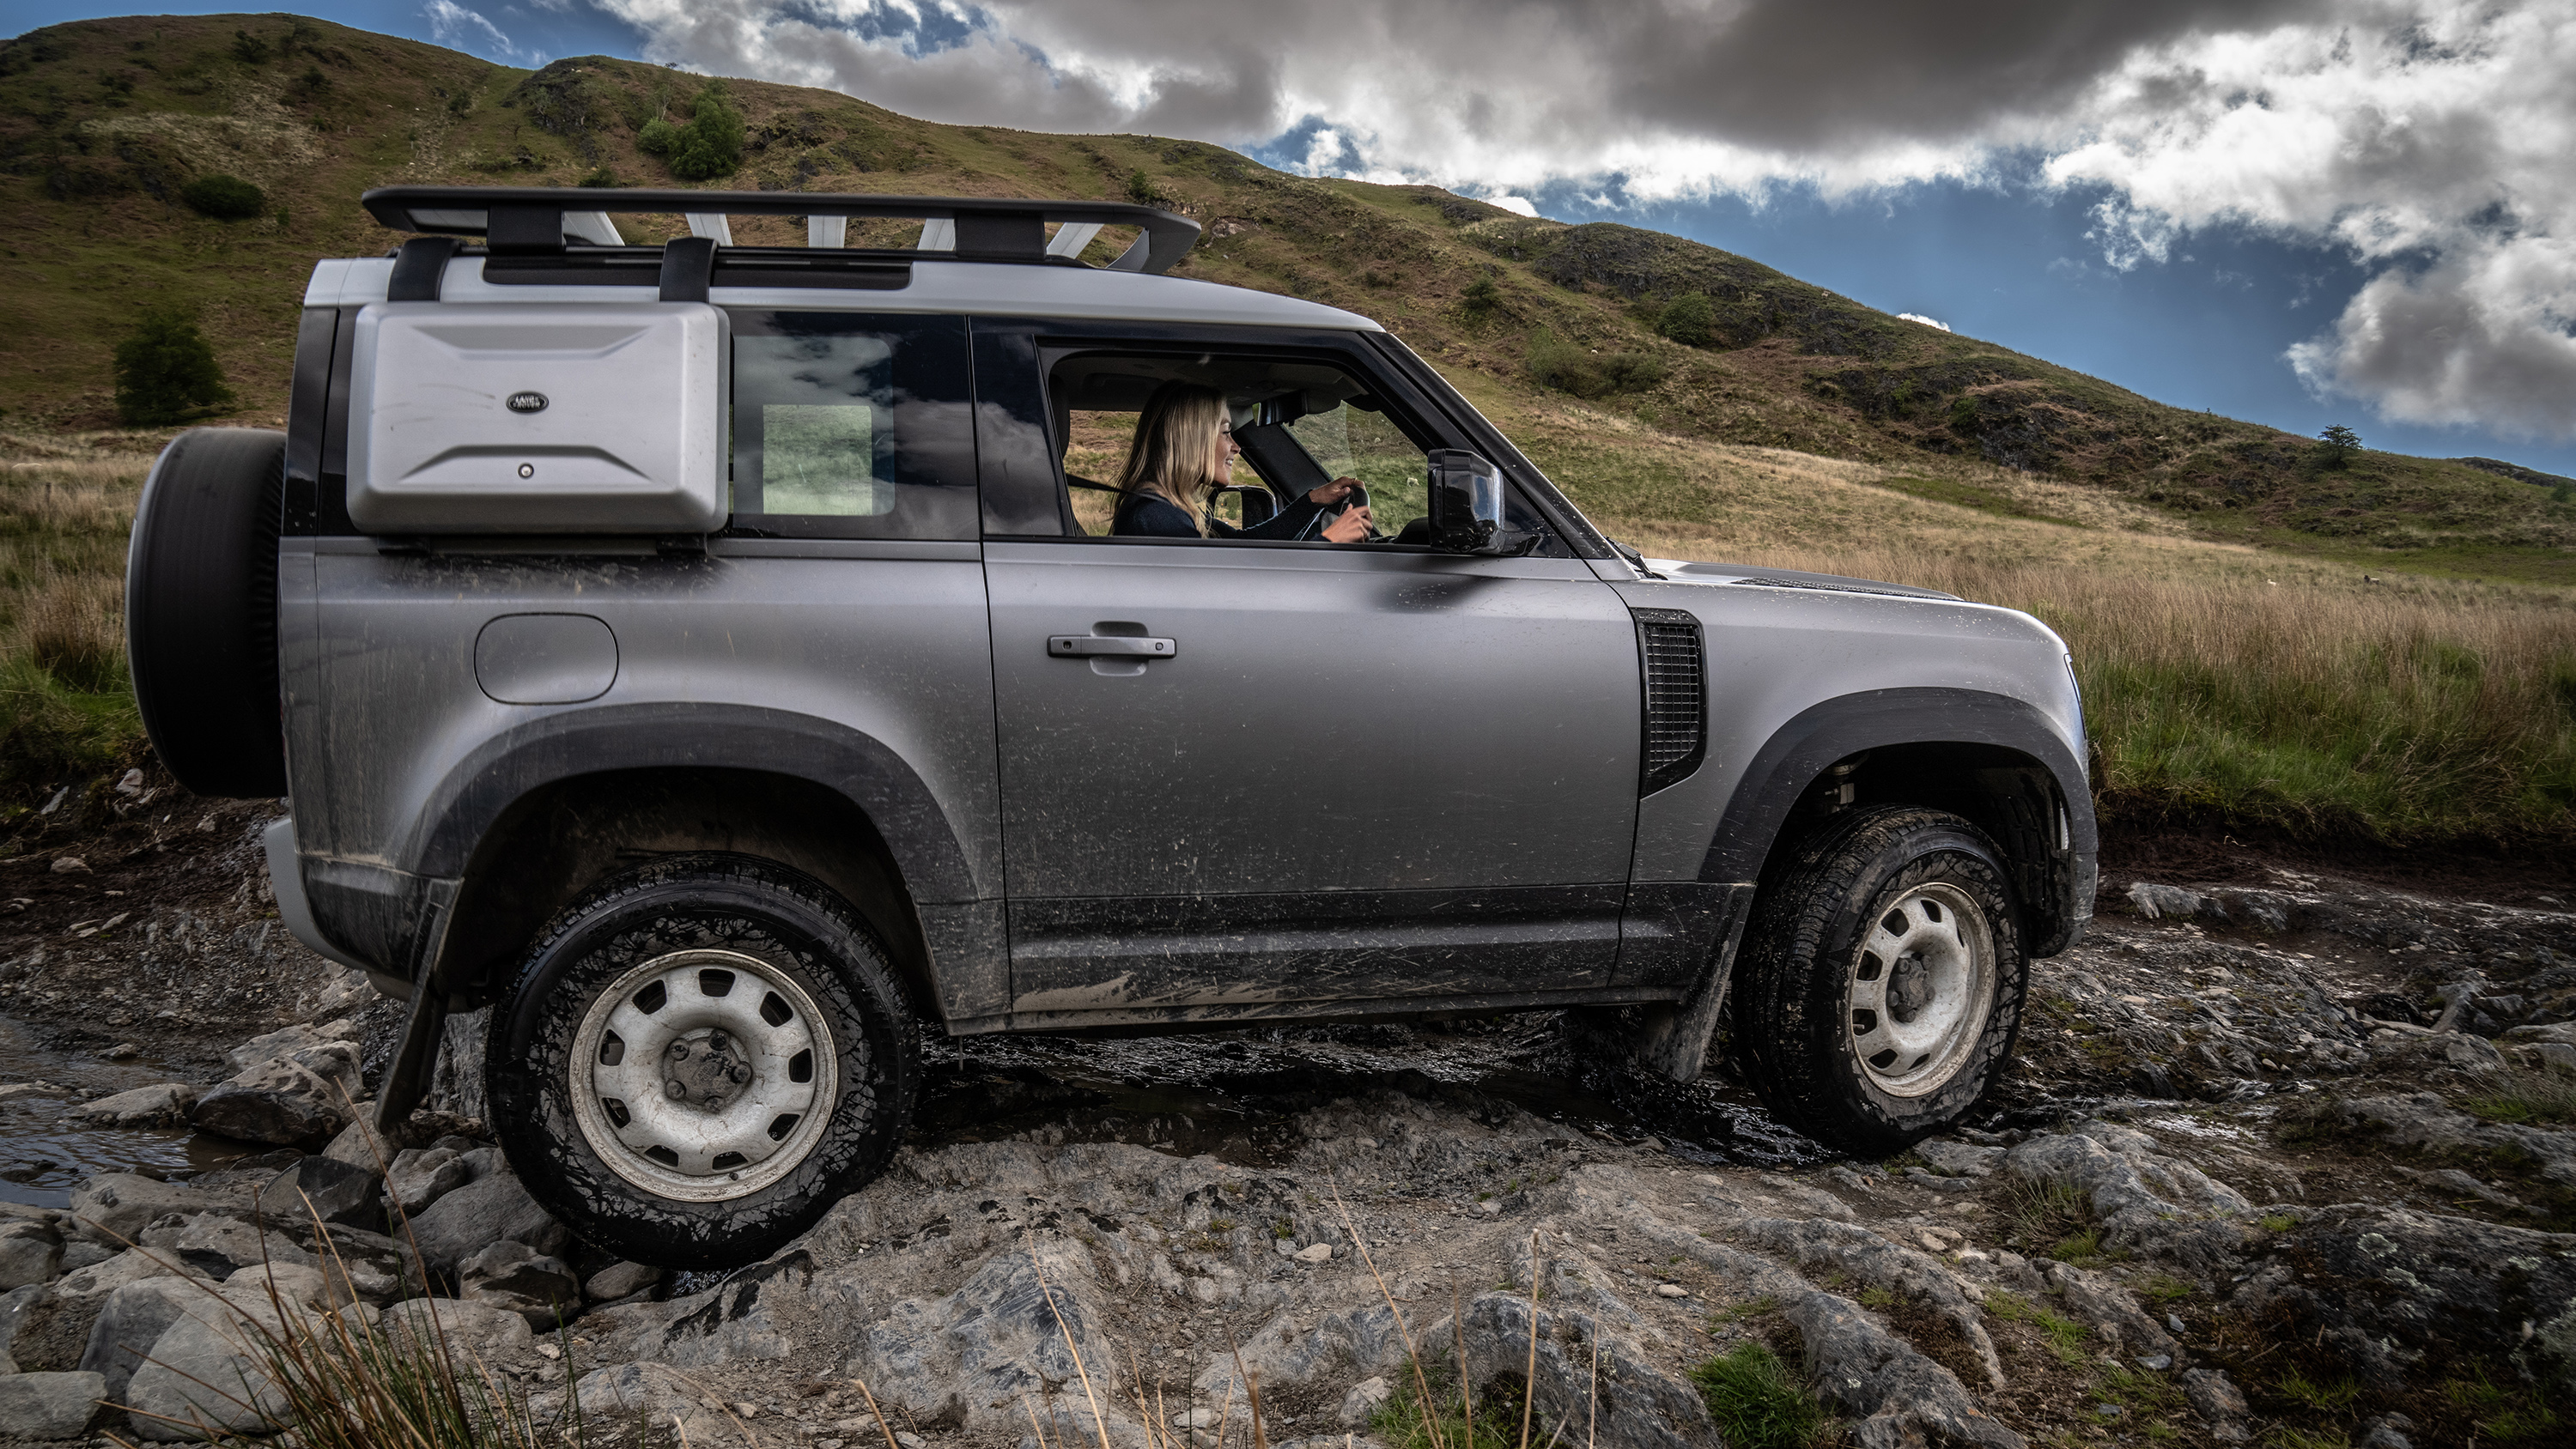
125,187,2095,1267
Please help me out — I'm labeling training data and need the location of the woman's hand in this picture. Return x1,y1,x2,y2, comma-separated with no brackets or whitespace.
1321,505,1374,543
1307,476,1362,505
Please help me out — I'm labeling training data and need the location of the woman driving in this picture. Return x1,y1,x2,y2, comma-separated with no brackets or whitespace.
1109,383,1373,541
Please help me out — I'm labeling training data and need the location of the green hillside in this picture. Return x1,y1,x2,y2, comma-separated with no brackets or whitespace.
3,12,2571,583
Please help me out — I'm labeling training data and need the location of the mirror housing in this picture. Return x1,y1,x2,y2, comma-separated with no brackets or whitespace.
1426,449,1507,553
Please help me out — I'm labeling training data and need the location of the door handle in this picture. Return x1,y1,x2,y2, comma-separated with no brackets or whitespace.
1048,634,1177,658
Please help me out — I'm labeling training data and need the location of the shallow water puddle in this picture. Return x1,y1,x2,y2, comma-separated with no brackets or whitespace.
0,1013,250,1208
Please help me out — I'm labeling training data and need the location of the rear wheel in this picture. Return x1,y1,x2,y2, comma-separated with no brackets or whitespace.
1731,807,2026,1155
485,855,917,1269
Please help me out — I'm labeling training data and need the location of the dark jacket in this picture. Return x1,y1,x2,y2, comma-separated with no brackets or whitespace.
1111,488,1329,540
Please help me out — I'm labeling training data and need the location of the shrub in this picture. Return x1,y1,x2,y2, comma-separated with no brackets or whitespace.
578,166,623,188
636,117,677,155
1689,1342,1826,1449
288,64,331,100
661,83,744,180
113,306,234,425
1657,291,1716,347
2317,423,2361,470
1126,168,1160,205
180,172,265,220
1527,329,1663,397
1461,276,1502,317
232,28,269,64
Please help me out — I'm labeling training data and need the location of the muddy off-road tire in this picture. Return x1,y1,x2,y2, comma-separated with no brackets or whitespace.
1732,806,2026,1155
485,855,918,1269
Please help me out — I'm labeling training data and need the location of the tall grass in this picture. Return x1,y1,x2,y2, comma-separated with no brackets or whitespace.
1718,546,2576,845
0,442,149,800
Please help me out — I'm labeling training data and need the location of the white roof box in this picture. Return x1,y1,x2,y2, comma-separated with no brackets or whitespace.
346,301,728,535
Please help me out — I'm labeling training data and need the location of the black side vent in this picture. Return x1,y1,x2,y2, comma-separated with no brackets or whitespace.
1633,608,1707,795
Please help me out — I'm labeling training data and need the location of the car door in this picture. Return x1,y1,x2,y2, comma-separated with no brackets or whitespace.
975,324,1643,1022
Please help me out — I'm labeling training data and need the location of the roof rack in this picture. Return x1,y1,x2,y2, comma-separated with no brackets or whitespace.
359,186,1201,275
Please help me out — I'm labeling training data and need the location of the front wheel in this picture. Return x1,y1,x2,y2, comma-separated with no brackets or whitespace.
485,855,919,1269
1731,807,2026,1155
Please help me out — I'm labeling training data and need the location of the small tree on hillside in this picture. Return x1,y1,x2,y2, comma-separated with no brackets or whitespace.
1657,291,1716,348
2318,424,2361,469
115,306,234,425
665,83,744,181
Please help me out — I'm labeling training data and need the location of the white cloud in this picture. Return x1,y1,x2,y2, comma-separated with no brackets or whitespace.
424,0,535,63
1899,313,1953,331
1491,196,1539,218
582,0,2576,440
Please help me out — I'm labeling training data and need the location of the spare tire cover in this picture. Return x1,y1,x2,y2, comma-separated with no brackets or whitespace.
125,427,288,797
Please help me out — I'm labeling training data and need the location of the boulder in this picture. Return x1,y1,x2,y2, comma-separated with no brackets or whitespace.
71,1082,198,1129
1339,1376,1392,1428
583,1259,662,1302
0,1284,41,1372
136,1211,417,1307
0,1369,105,1440
459,1240,582,1330
570,1361,734,1442
190,1042,363,1148
256,1155,382,1229
408,1169,565,1281
2002,1122,2251,1272
10,1248,214,1376
383,1146,471,1216
0,1221,63,1290
380,1295,536,1363
2043,1261,2181,1359
2230,1204,2576,1397
68,1174,232,1249
78,1277,208,1404
121,1281,318,1442
841,1244,1141,1438
225,1019,361,1075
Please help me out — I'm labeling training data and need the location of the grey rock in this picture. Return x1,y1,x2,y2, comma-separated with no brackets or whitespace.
224,1020,361,1075
380,1295,535,1362
1198,1303,1410,1399
1738,1216,2003,1386
2359,1418,2414,1449
78,1278,206,1404
0,1221,63,1290
2180,1367,2248,1422
121,1282,318,1441
583,1259,662,1302
2537,1042,2576,1073
0,1369,105,1440
2326,1094,2576,1187
1913,1139,2004,1177
1339,1376,1392,1428
2126,882,2212,921
136,1211,416,1307
71,1082,198,1129
841,1243,1140,1438
191,1041,363,1148
5,1249,208,1376
2001,1125,2251,1272
569,1361,731,1442
58,1240,114,1274
2232,1204,2576,1396
2444,1033,2507,1071
257,1155,381,1228
460,1240,582,1329
408,1169,566,1282
383,1146,471,1216
67,1175,231,1249
2044,1261,2180,1359
0,1284,39,1372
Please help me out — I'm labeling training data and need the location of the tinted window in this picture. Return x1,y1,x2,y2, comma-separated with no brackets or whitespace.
727,312,977,540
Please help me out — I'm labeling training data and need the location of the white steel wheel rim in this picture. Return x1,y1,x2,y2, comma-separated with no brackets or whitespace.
1844,882,1996,1099
568,949,840,1203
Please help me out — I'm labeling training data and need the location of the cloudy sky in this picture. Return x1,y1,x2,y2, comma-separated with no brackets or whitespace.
30,1,2576,475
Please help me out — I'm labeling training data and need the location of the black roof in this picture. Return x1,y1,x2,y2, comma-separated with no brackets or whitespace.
359,186,1200,274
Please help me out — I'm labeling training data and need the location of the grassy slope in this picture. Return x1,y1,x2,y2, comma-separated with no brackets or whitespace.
0,14,2570,846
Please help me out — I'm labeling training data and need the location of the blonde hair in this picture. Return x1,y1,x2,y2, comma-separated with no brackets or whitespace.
1118,383,1231,534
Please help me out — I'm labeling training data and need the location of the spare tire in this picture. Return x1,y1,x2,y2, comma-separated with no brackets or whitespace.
125,427,288,797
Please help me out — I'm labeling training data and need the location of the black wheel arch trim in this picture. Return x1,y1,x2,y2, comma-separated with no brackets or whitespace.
1700,687,2095,949
404,701,981,904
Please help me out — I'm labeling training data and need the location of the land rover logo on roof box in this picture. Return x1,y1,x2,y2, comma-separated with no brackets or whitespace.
506,391,550,414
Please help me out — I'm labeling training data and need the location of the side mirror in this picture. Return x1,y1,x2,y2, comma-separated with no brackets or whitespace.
1425,449,1505,553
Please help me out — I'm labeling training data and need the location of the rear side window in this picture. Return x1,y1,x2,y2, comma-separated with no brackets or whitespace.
727,311,977,540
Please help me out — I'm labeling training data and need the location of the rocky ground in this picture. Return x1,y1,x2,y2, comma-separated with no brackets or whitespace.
0,781,2573,1447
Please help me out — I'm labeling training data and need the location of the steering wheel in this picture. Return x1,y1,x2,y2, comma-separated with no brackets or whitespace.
1335,484,1390,543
